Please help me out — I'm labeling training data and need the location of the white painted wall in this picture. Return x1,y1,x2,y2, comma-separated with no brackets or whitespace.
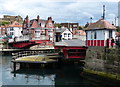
105,30,109,40
14,27,22,37
86,29,116,40
61,29,72,40
86,29,116,46
112,30,116,39
6,27,22,38
96,30,105,40
87,31,91,40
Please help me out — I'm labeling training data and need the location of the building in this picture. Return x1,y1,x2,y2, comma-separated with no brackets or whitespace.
0,15,23,23
73,30,86,41
55,39,87,59
60,23,79,35
22,15,55,42
55,28,72,42
85,19,117,46
118,1,120,26
6,21,23,38
0,25,6,37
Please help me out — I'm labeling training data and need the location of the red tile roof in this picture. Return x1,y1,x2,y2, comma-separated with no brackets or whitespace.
30,20,40,28
7,21,22,27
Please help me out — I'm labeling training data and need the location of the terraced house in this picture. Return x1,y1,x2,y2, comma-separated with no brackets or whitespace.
22,15,55,42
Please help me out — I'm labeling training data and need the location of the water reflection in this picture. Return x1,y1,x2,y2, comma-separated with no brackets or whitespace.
2,55,119,87
2,55,84,86
11,64,84,85
11,69,56,85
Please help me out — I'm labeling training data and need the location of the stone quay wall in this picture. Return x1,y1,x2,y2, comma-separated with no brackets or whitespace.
85,46,120,76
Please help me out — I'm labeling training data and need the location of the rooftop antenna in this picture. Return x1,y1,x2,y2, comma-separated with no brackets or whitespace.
102,5,105,19
115,17,116,26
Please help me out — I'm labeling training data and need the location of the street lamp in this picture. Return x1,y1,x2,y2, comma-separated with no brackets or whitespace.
90,17,93,23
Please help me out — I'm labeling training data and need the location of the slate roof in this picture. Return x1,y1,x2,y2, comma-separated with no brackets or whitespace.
55,39,86,47
85,19,116,30
55,28,66,33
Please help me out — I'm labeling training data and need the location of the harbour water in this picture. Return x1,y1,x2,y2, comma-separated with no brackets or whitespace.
1,55,120,86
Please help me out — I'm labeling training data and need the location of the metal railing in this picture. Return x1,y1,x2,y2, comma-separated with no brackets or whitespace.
12,50,56,60
9,36,30,43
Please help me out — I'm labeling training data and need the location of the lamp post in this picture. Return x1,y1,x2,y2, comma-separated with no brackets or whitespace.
90,17,93,23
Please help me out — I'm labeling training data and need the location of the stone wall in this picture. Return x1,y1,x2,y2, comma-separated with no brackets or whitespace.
85,46,120,75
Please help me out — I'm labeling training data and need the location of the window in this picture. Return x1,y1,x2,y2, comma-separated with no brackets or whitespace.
91,31,97,39
109,30,112,38
73,25,77,27
39,23,41,26
41,31,45,35
68,33,71,37
64,33,67,35
64,33,67,37
94,31,97,39
10,32,14,35
10,27,14,31
49,23,52,26
91,31,93,39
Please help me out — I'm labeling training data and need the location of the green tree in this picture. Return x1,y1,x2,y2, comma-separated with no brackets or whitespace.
116,26,120,33
0,21,10,26
78,26,83,30
54,23,61,28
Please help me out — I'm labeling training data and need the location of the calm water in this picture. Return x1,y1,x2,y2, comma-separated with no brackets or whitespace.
1,55,120,87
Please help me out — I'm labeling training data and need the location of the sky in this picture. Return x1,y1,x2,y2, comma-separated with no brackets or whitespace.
0,0,120,25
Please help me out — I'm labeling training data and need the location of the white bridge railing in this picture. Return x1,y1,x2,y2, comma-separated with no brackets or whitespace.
8,35,50,43
9,36,30,43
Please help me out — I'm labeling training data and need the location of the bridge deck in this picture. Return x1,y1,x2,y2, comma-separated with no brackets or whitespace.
11,55,59,63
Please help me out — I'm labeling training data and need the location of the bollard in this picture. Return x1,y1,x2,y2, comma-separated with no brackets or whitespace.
13,62,16,71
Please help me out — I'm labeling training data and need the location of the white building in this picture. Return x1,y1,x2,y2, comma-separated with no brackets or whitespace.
55,28,72,42
85,19,117,46
6,21,23,38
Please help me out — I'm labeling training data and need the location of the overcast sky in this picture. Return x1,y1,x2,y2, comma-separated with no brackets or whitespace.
0,0,119,25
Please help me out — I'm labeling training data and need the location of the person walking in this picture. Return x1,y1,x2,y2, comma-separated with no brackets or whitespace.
111,37,115,48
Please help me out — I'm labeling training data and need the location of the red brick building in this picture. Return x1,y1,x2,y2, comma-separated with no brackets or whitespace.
22,15,55,42
0,25,6,36
61,23,79,35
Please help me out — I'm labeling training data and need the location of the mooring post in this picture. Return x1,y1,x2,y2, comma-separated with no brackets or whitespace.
13,62,16,71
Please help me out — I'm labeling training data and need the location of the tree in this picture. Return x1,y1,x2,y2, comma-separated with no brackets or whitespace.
78,26,83,30
0,21,10,26
116,26,120,33
84,22,89,28
54,23,61,28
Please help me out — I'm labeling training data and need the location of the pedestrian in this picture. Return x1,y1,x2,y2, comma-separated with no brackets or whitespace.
106,38,110,48
111,37,115,48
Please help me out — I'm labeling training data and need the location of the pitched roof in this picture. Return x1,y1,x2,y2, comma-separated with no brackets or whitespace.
85,19,116,30
30,20,40,28
55,39,86,47
55,28,66,33
55,28,72,34
8,21,22,27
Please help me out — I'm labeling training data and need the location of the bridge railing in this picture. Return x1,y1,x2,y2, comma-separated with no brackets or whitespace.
32,36,49,40
9,36,30,43
12,49,57,60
